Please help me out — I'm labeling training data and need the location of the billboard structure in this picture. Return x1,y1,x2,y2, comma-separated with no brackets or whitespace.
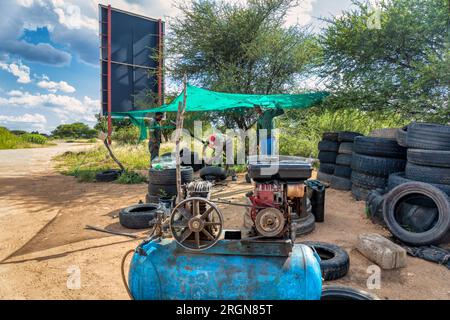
99,5,164,142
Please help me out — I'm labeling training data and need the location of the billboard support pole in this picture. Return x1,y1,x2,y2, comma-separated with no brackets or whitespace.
107,5,112,145
158,19,163,106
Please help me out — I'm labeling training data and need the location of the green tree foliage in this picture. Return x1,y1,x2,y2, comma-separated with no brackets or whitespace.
319,0,449,122
168,0,321,129
51,123,97,139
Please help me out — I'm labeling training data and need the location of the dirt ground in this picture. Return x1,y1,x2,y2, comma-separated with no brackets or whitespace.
0,144,449,300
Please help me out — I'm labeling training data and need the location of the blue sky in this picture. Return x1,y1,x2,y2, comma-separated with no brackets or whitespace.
0,0,354,133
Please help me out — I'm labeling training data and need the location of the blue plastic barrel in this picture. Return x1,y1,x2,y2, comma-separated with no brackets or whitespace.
128,239,322,300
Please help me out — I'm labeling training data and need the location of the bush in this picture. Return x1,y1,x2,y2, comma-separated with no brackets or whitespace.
21,133,48,145
112,126,140,145
52,123,97,139
116,170,147,184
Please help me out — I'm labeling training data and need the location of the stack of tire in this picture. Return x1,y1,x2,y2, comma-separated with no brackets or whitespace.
351,136,407,201
146,167,193,203
317,132,339,183
330,132,362,191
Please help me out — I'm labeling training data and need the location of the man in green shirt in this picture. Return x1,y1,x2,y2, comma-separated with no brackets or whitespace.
148,112,164,163
255,104,284,155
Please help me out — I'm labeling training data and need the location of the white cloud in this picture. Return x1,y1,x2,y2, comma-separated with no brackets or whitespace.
285,0,318,26
0,61,31,84
51,0,98,31
0,113,47,124
37,80,76,93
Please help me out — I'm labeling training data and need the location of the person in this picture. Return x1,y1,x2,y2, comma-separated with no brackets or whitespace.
254,104,284,155
148,112,164,163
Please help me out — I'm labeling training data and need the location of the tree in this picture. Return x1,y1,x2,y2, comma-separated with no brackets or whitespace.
51,123,97,139
167,0,321,129
319,0,449,122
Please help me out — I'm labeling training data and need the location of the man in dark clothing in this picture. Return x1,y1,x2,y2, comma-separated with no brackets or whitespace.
254,104,284,155
148,112,164,162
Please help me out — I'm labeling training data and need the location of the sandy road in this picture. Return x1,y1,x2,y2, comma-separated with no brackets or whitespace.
0,144,448,300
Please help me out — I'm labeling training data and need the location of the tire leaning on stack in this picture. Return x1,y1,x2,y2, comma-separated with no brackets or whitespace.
147,167,193,201
351,136,406,201
317,132,339,183
330,132,360,191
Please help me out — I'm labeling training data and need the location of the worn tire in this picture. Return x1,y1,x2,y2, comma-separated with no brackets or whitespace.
335,154,352,166
396,125,408,147
338,131,363,142
383,182,450,245
395,202,439,233
317,171,333,184
148,183,178,197
405,162,450,185
321,286,379,300
369,128,398,139
119,203,161,229
302,242,350,281
338,142,353,155
95,169,121,182
407,122,450,150
351,185,371,201
351,153,406,177
366,189,386,225
294,212,316,236
148,167,193,185
318,151,337,164
245,173,251,183
199,166,227,181
334,165,352,178
331,175,352,191
318,140,339,152
322,132,338,141
319,163,335,174
351,171,387,189
407,149,450,168
388,172,450,196
353,136,406,159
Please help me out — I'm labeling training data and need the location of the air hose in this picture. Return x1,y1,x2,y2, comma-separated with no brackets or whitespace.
121,249,135,300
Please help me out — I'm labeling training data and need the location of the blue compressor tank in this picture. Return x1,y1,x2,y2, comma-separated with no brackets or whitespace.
128,239,322,300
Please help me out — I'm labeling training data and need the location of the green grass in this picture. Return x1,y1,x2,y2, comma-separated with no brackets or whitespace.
116,170,148,184
0,127,54,150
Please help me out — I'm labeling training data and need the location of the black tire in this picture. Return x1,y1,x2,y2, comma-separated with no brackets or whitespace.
245,173,251,183
321,286,379,300
95,169,121,182
318,140,339,152
396,126,408,147
369,128,398,139
148,167,193,185
319,163,335,174
388,172,450,197
180,149,205,172
395,202,439,233
199,166,227,181
335,154,352,166
338,131,363,142
351,171,387,189
294,212,316,236
351,153,406,177
334,165,352,178
322,132,338,141
338,142,353,155
119,203,161,229
302,242,350,281
405,162,450,185
407,122,450,150
366,189,386,225
148,183,178,197
353,136,406,159
318,151,337,164
407,149,450,168
330,175,352,191
317,171,333,184
351,185,371,201
383,182,450,245
145,193,159,204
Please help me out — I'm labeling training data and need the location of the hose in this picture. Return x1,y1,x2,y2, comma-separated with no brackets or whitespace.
121,249,135,300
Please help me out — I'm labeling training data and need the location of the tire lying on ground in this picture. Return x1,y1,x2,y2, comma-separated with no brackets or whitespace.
383,182,450,245
388,172,450,197
321,286,379,300
318,140,339,152
351,153,406,177
319,163,335,174
338,131,363,142
96,169,122,182
294,212,316,236
334,165,352,179
199,166,227,181
322,132,338,141
353,136,406,159
407,149,450,168
351,185,371,201
407,122,450,150
405,162,450,185
351,171,387,190
366,189,386,225
318,151,337,163
330,175,352,191
338,142,353,155
119,203,162,229
301,241,350,281
396,125,408,147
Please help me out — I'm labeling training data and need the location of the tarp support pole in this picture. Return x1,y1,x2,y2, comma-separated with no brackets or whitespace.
107,5,112,145
158,19,163,106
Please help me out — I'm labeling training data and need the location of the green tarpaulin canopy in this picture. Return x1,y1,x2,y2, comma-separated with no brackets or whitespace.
112,84,329,140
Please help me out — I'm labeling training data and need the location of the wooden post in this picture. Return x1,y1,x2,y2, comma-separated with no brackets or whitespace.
175,75,187,204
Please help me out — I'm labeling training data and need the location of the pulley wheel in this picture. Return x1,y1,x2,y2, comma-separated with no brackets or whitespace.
255,208,285,237
170,197,224,251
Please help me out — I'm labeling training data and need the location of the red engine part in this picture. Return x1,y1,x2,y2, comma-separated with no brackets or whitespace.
248,183,282,221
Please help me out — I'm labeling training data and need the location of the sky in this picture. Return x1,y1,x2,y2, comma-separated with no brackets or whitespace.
0,0,354,134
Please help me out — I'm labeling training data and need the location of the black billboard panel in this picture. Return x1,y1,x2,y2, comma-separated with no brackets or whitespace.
99,5,164,115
